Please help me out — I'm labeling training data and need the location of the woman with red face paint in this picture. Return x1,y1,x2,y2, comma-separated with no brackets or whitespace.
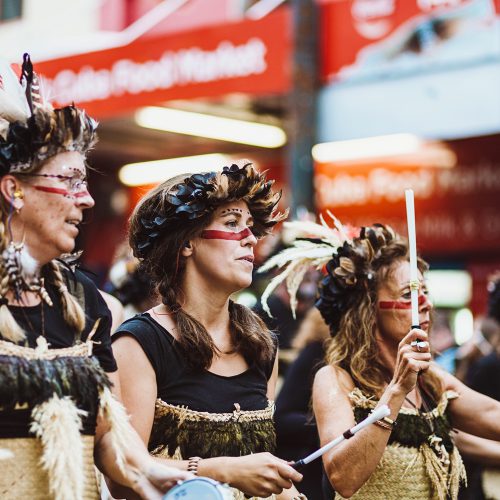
112,163,305,499
260,219,500,500
0,56,190,498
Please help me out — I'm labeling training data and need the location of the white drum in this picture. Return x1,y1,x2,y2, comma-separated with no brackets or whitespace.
163,477,233,499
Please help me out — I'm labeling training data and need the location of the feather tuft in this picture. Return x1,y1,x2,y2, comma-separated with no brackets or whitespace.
19,244,39,280
30,394,87,500
99,386,134,474
258,217,354,317
0,59,30,134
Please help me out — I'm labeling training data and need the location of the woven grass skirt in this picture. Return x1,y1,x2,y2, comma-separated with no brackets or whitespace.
0,435,99,499
334,443,434,500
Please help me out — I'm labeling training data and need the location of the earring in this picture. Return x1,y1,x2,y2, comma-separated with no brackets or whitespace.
2,242,52,306
12,189,24,212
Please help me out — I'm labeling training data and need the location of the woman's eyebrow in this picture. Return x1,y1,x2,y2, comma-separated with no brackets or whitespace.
219,210,253,221
220,210,243,218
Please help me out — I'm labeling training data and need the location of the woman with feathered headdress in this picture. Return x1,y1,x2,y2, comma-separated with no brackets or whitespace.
260,215,500,500
0,54,190,499
112,163,304,499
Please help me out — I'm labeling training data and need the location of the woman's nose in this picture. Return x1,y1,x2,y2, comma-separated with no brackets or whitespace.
419,293,433,311
241,228,258,247
74,189,95,209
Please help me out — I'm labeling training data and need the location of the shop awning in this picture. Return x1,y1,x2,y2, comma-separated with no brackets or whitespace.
35,8,291,119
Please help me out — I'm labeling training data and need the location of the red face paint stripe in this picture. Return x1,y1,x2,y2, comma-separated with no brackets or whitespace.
34,186,89,198
34,186,71,196
379,294,427,310
201,228,253,240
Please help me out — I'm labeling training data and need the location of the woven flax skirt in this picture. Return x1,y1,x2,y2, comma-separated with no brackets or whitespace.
0,435,99,500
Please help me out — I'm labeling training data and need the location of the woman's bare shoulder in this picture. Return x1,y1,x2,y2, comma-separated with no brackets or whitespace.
314,364,356,395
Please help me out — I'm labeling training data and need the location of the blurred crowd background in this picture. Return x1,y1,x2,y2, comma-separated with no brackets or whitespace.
2,0,500,497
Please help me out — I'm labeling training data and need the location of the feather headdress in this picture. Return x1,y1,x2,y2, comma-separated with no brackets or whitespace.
258,212,355,318
259,213,403,337
135,162,288,258
0,54,97,175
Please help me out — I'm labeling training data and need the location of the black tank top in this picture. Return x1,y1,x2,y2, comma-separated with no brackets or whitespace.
113,312,277,413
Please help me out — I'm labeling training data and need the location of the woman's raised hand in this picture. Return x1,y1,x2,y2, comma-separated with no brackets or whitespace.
224,452,303,497
391,328,432,394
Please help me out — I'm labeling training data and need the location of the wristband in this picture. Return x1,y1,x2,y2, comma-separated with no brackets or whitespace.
187,456,201,475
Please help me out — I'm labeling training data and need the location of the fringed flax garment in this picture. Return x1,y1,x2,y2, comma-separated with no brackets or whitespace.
151,397,277,500
0,335,131,500
333,388,466,500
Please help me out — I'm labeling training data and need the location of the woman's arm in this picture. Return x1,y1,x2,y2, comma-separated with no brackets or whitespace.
313,365,404,498
94,368,191,499
113,335,302,498
99,290,125,334
315,329,431,498
438,366,500,440
454,430,500,467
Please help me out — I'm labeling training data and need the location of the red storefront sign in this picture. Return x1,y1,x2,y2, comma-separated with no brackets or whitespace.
35,8,291,119
314,161,500,256
320,0,500,82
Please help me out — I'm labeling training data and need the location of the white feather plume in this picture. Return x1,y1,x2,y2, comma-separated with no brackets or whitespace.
0,60,30,138
19,244,39,280
30,394,87,500
258,216,353,318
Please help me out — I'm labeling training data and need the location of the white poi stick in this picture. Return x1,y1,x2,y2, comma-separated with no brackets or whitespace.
405,189,420,330
292,405,390,467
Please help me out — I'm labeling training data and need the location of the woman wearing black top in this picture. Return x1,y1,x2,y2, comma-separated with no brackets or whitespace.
0,55,188,499
113,163,303,499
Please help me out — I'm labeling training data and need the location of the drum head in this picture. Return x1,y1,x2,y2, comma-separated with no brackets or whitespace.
163,477,230,499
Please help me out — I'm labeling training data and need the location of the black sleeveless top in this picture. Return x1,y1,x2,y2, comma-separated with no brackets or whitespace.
113,312,276,413
0,269,116,438
113,312,278,458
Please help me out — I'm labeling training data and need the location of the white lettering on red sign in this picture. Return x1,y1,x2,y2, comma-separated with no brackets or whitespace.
351,0,395,21
315,164,500,208
417,0,467,12
43,38,267,105
351,0,395,40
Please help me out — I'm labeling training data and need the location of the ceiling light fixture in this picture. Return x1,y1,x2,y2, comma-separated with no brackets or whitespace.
312,134,424,163
312,134,456,168
119,153,231,187
135,106,287,148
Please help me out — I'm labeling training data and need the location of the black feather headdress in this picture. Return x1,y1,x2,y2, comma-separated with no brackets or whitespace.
136,163,287,258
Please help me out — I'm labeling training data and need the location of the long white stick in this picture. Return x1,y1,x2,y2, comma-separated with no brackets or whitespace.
293,405,390,466
405,189,420,327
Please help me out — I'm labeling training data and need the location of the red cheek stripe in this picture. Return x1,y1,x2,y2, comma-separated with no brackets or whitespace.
201,228,253,241
379,294,427,310
34,186,89,198
34,186,71,196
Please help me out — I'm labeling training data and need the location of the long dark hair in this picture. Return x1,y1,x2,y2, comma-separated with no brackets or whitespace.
129,171,279,371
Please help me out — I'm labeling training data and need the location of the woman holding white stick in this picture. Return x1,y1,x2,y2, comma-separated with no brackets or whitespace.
260,216,500,500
